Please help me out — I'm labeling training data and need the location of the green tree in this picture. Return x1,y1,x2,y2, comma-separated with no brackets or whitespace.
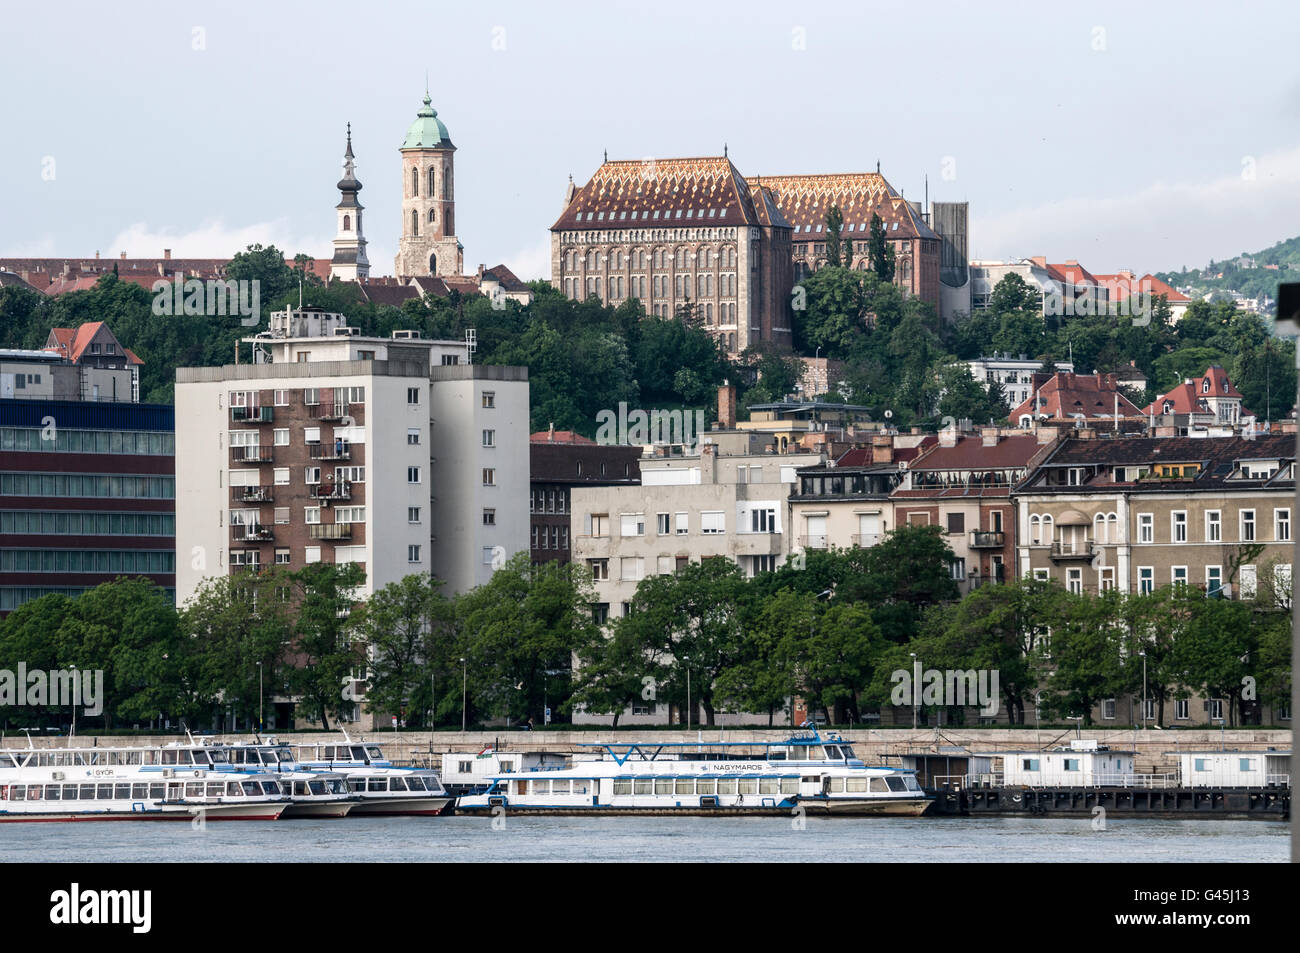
867,212,896,283
287,562,367,730
357,573,456,728
824,204,845,268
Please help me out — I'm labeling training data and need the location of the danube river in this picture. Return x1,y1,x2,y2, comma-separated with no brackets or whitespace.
1,815,1285,863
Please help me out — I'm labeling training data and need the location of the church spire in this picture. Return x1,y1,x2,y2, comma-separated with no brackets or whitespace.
330,122,369,281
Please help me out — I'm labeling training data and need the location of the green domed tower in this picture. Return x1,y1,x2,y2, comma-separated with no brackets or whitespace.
395,93,462,279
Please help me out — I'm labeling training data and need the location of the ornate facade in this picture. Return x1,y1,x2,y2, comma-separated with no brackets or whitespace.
394,94,463,280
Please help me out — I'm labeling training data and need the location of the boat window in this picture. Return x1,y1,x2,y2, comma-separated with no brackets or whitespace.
191,750,211,767
780,778,798,795
530,779,549,795
12,785,25,801
79,784,95,800
405,776,424,792
130,784,148,799
846,777,867,793
717,779,737,795
885,776,907,792
149,783,165,799
160,750,178,765
45,785,62,801
293,781,308,795
184,782,203,798
613,779,632,796
768,749,786,761
365,746,383,760
29,785,45,800
573,779,591,795
633,779,652,795
208,749,228,763
654,779,673,795
869,778,888,793
808,746,826,760
737,779,758,795
227,783,244,797
115,783,132,799
827,777,845,793
841,746,856,760
697,779,716,795
308,780,327,796
263,781,283,795
759,778,779,795
242,781,261,795
673,779,693,795
791,746,808,760
904,776,921,792
276,748,294,763
823,745,841,759
368,778,386,792
389,777,409,792
555,779,573,794
348,779,365,793
206,782,224,797
353,747,369,761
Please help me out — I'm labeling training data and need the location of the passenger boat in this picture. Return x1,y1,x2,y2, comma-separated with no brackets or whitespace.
455,730,931,816
216,742,356,818
0,741,290,822
283,732,453,816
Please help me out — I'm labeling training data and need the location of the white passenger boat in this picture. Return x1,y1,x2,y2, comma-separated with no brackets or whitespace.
455,730,931,817
217,742,356,818
0,742,290,822
285,733,453,816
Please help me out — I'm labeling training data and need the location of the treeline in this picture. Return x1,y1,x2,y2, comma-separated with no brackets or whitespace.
2,529,1288,731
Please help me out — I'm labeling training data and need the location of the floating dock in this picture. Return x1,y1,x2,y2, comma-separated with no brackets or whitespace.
928,786,1289,820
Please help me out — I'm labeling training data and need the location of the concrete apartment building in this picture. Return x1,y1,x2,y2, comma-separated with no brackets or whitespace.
175,306,529,610
529,429,640,564
0,397,175,615
964,355,1074,409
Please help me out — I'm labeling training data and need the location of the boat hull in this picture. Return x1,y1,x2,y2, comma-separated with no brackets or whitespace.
0,802,288,822
798,796,933,817
348,796,452,817
281,801,355,818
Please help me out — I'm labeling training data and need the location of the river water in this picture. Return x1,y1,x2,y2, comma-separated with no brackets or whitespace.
0,815,1285,863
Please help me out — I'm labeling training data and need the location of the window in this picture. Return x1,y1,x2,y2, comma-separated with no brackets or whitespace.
407,388,420,405
1240,564,1257,599
482,508,495,526
481,391,495,408
589,559,609,581
305,506,320,525
1175,699,1189,720
1139,567,1154,595
305,546,321,564
946,512,965,534
273,429,289,446
950,558,966,580
305,467,321,485
304,427,321,444
1102,699,1116,720
620,513,645,537
335,507,365,523
482,429,495,448
1063,759,1080,772
408,545,421,563
1209,698,1225,721
408,467,421,484
303,388,320,406
1067,568,1082,594
1240,509,1256,542
1206,566,1222,597
1033,568,1049,582
701,511,725,534
273,468,289,485
1138,514,1153,543
1172,511,1187,543
750,508,776,533
1276,508,1291,541
482,468,495,486
1021,759,1040,771
1206,510,1221,542
407,507,421,523
482,547,497,566
1172,566,1188,586
675,512,688,535
620,557,643,582
274,390,288,406
656,513,671,535
589,513,609,537
275,549,290,565
407,429,420,446
274,507,289,525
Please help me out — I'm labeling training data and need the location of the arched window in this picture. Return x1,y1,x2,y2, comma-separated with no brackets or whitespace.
411,168,419,196
428,168,436,196
342,215,350,232
705,303,713,323
1107,513,1118,541
428,209,436,224
411,210,418,237
1042,514,1054,543
429,253,437,273
1094,513,1107,544
1029,515,1041,545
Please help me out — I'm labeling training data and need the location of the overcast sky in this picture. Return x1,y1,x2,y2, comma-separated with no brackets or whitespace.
5,1,1300,280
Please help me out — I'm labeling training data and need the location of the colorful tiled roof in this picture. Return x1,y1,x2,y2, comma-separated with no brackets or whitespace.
552,156,780,232
753,173,938,240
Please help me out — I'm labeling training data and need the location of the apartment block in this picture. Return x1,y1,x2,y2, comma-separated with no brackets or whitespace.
529,429,640,565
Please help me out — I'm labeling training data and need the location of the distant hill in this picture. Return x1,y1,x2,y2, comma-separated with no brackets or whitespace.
1156,235,1300,301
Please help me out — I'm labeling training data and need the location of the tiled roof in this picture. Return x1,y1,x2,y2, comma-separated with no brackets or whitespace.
0,270,44,293
44,322,138,364
293,258,333,281
1093,271,1191,304
530,430,597,445
358,280,420,307
753,173,938,240
0,257,229,279
1031,434,1294,490
1009,372,1144,421
910,433,1044,471
1142,366,1249,416
1046,260,1100,286
482,264,529,292
552,156,778,232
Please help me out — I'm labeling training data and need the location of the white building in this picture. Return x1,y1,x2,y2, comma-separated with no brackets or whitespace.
1169,750,1291,788
994,741,1135,787
175,305,529,597
964,356,1074,409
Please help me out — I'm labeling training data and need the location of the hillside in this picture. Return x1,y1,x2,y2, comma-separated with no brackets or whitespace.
1155,234,1300,300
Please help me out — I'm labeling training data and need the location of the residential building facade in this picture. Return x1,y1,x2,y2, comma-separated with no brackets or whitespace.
529,430,640,565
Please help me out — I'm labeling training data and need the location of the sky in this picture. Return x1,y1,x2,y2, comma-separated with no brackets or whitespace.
5,1,1300,281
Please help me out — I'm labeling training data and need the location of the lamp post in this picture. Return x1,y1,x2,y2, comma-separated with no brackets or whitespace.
256,661,263,733
460,657,467,732
910,652,919,732
1138,650,1147,731
1033,690,1043,750
69,664,77,738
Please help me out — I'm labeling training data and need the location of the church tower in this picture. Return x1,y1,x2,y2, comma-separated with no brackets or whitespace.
329,124,370,281
395,92,462,279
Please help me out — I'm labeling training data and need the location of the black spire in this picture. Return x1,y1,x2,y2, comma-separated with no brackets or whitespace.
337,123,362,194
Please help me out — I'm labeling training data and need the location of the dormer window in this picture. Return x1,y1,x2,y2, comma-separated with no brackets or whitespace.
1203,379,1210,393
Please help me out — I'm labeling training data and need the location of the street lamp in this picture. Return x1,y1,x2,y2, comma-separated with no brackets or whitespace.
69,664,77,738
1033,690,1043,750
1138,650,1147,731
256,661,263,733
460,657,467,732
909,652,919,731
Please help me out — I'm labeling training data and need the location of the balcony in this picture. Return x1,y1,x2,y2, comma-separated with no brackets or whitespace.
230,406,274,423
798,534,828,550
309,523,353,540
970,530,1006,549
313,402,348,421
309,480,353,501
231,486,274,504
309,441,352,461
231,524,274,543
1049,541,1096,561
231,446,274,464
857,533,882,548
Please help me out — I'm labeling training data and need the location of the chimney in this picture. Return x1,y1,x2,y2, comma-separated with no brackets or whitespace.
1036,426,1056,444
718,382,737,429
163,249,172,260
981,427,999,447
939,427,959,448
548,422,554,442
120,251,127,260
477,263,485,280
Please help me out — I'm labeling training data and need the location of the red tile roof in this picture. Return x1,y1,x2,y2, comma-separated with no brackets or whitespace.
1010,372,1144,421
1142,366,1249,416
530,430,597,445
1093,271,1191,304
752,173,938,240
909,433,1044,471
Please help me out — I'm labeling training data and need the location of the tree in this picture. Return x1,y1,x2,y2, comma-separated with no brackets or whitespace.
1168,597,1256,726
1042,590,1124,725
867,213,896,283
357,574,456,728
825,205,845,268
287,562,367,730
853,525,959,645
988,273,1041,315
